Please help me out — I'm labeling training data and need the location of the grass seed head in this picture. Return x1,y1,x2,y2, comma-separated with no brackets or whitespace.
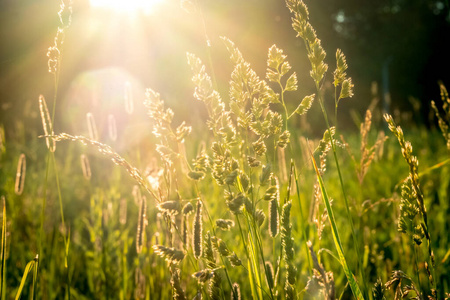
182,202,194,215
86,112,98,141
193,200,203,259
153,245,185,264
170,267,187,300
158,201,181,215
339,78,354,99
265,262,275,290
372,279,386,300
333,49,348,87
232,283,241,300
226,193,245,214
215,219,235,231
269,197,279,238
80,154,91,180
260,164,272,186
211,236,231,257
182,216,188,246
192,269,214,283
227,252,242,267
255,209,266,227
247,155,261,168
14,154,26,196
277,130,291,148
39,95,56,152
136,196,147,254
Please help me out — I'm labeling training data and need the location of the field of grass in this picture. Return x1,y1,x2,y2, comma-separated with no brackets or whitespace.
1,0,450,299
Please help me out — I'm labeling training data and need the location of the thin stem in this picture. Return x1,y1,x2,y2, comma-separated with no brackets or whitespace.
278,81,289,131
315,81,368,298
235,216,251,262
235,216,260,295
51,154,66,247
245,216,263,300
196,0,218,90
256,231,275,299
249,207,275,300
293,162,312,275
38,154,51,256
334,86,338,125
412,237,422,293
49,152,71,300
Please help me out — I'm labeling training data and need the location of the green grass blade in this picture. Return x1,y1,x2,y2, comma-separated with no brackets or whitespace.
15,258,37,300
247,259,259,300
1,197,6,299
418,158,450,177
311,154,364,300
248,232,263,300
236,216,261,300
292,161,312,275
31,255,38,300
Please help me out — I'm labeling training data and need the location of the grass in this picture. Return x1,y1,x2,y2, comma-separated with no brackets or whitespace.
1,0,450,299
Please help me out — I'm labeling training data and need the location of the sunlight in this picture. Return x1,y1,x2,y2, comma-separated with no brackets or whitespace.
90,0,164,14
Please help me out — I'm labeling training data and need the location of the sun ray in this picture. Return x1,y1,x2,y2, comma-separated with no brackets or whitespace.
90,0,164,14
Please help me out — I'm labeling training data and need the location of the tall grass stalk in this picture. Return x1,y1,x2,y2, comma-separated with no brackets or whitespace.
310,152,364,300
384,113,437,298
237,167,266,300
241,174,275,299
285,0,367,296
292,161,312,274
244,221,265,300
247,209,274,300
38,0,73,296
316,85,368,297
244,132,277,298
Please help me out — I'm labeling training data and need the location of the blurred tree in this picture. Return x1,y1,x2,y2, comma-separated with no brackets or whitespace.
309,0,450,121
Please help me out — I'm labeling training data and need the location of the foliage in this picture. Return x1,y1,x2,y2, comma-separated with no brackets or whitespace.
0,0,449,299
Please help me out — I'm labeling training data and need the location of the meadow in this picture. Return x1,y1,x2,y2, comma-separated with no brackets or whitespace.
0,0,449,299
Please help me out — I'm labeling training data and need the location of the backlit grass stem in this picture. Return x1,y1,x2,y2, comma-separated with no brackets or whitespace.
311,153,364,300
316,82,368,294
292,161,312,274
285,0,368,295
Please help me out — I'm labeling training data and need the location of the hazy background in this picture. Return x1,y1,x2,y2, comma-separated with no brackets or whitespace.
1,0,449,141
